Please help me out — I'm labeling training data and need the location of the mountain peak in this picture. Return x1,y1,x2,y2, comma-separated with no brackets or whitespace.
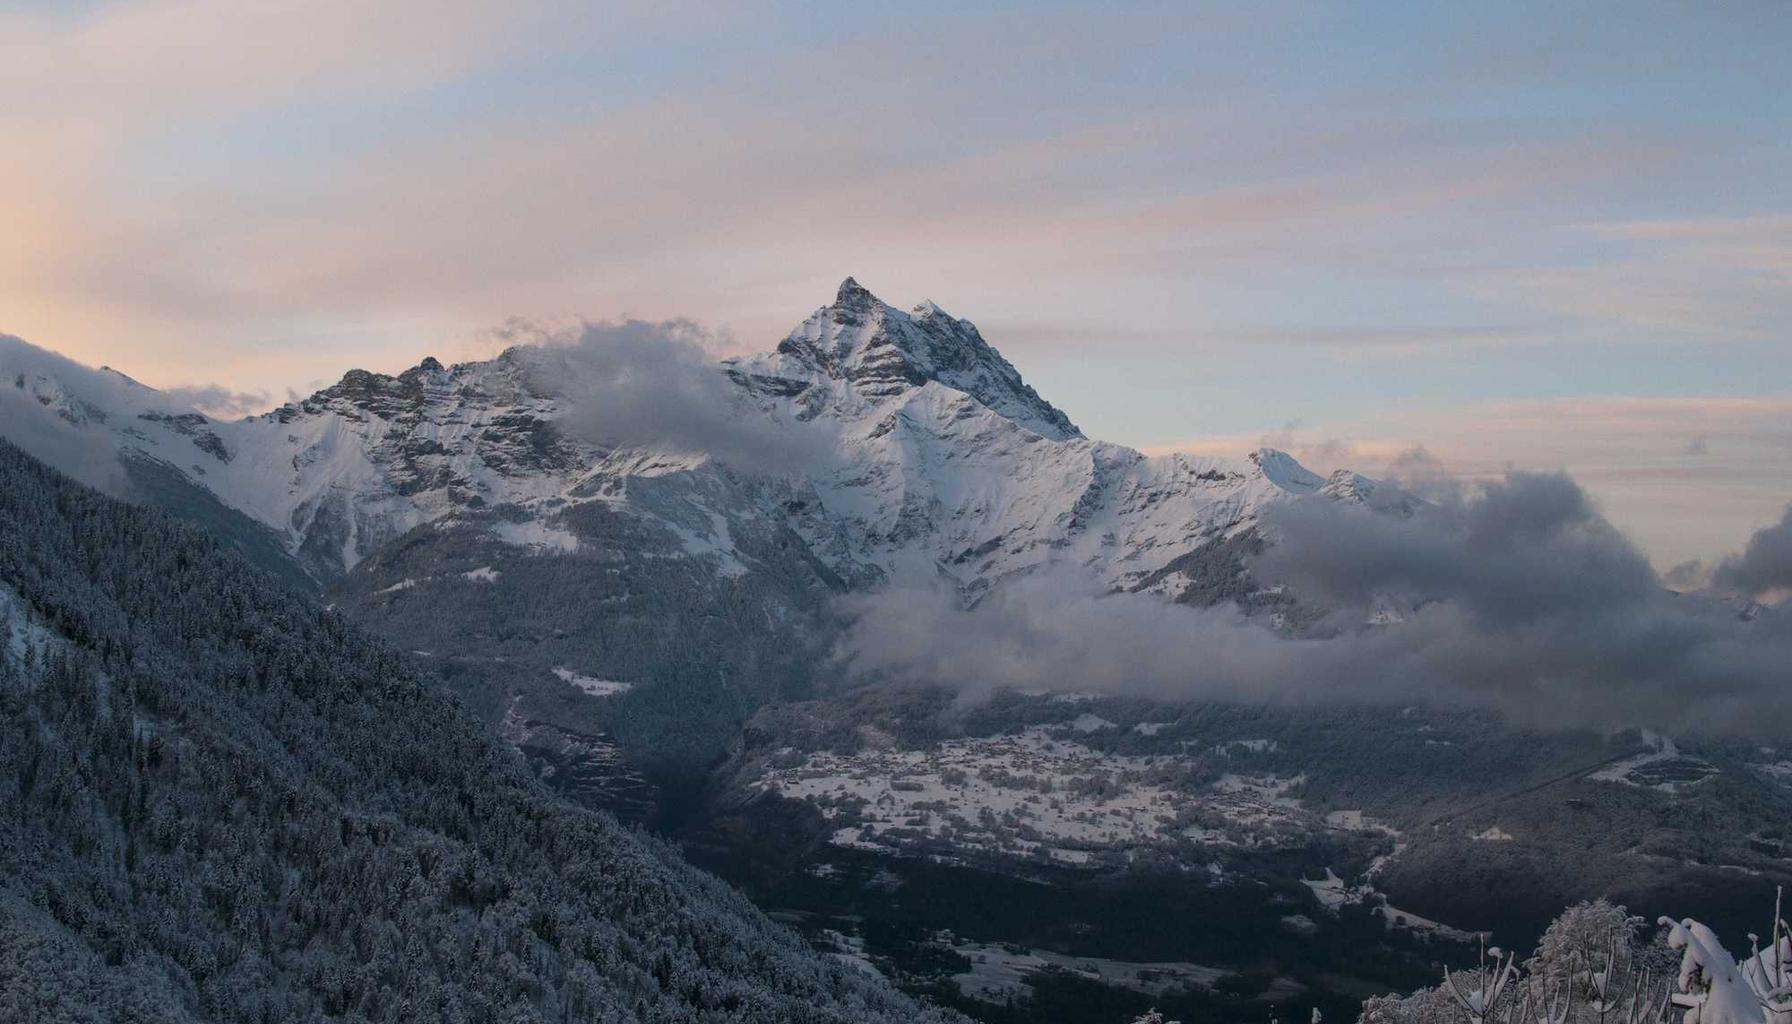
835,275,874,308
1249,447,1325,494
738,279,1082,440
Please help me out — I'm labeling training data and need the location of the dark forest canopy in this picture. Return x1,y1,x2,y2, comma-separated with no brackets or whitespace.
0,439,962,1023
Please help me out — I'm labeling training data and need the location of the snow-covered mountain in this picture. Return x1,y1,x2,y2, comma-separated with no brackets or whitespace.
5,279,1366,599
726,278,1369,598
3,281,1387,805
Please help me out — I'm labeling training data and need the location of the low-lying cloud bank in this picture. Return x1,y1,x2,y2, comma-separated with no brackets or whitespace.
2,335,201,494
0,377,124,494
1,334,276,493
6,321,832,483
838,473,1792,736
1714,505,1792,599
508,319,836,477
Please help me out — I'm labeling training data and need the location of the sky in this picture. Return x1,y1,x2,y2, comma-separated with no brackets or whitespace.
2,1,1788,567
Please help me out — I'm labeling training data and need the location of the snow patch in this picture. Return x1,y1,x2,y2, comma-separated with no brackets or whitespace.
493,520,580,553
1589,733,1718,792
552,667,633,698
667,511,748,577
1304,867,1482,943
1750,761,1792,788
818,929,883,979
0,584,60,674
1216,738,1278,755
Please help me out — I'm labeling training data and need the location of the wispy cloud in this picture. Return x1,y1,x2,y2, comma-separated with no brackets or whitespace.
0,1,542,129
1479,214,1792,340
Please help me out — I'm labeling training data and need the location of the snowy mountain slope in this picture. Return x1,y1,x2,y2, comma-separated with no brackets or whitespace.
727,276,1082,442
6,279,1362,601
727,279,1351,596
0,439,965,1024
2,282,1384,807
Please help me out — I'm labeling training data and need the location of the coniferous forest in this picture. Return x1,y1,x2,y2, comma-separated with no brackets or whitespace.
0,439,963,1024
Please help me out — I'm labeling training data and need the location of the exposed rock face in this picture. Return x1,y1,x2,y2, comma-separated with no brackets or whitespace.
736,276,1081,441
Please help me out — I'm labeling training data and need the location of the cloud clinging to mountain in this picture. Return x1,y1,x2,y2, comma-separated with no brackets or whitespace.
511,319,835,478
838,472,1792,736
1716,506,1792,599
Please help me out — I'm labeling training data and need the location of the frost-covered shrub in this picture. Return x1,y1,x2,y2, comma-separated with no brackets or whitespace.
1358,893,1792,1024
1361,984,1463,1024
1533,899,1641,995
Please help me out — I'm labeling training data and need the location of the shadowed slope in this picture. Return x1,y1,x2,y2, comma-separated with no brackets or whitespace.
0,439,961,1024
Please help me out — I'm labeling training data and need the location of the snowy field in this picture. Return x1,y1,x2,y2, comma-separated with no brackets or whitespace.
1587,732,1719,792
552,666,633,698
756,727,1316,865
1302,868,1484,943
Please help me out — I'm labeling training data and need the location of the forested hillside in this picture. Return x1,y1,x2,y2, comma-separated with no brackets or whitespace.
0,440,962,1023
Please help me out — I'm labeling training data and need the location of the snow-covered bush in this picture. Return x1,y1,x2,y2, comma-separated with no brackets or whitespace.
1360,893,1792,1024
1361,985,1464,1024
1533,899,1641,996
1658,900,1790,1024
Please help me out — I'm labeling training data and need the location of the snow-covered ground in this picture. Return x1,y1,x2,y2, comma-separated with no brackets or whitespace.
1303,868,1483,943
817,929,882,979
492,520,580,553
1588,732,1719,792
365,566,516,594
552,667,633,698
756,728,1315,864
1749,760,1792,788
0,583,60,671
